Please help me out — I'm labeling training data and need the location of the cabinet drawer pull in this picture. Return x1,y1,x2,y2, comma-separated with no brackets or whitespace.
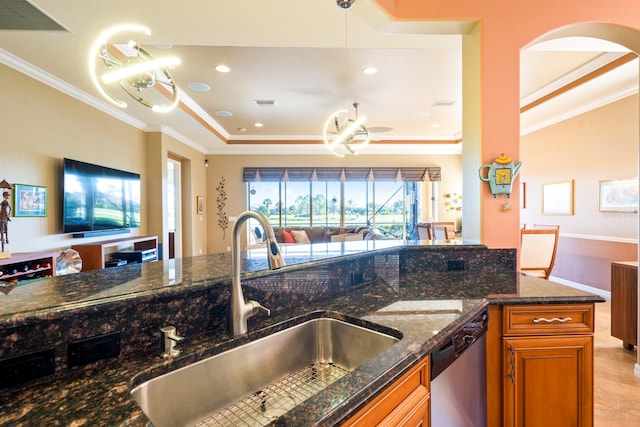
532,317,573,324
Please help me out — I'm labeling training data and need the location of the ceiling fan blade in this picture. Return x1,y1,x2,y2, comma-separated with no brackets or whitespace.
367,126,393,133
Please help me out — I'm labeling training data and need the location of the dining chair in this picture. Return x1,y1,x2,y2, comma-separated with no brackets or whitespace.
422,221,456,240
533,224,560,230
416,223,431,240
433,224,456,240
520,227,560,280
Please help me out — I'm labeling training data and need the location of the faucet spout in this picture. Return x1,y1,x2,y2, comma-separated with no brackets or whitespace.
230,211,285,336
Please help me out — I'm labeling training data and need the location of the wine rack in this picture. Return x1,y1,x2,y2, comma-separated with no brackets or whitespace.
0,251,57,284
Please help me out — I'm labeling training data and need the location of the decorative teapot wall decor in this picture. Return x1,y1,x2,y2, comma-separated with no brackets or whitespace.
479,154,522,198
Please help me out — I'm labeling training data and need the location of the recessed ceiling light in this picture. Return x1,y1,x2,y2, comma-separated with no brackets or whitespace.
362,66,377,75
238,127,247,132
216,111,232,117
254,122,264,128
215,65,231,73
188,82,210,92
413,112,430,119
432,123,441,128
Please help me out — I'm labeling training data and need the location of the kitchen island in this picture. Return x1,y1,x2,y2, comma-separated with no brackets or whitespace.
0,240,603,426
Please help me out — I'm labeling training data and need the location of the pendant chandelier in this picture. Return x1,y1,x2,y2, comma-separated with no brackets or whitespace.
89,24,180,113
323,102,370,157
322,1,370,157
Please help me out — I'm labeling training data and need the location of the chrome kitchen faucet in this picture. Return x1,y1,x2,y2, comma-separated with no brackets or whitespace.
230,211,285,336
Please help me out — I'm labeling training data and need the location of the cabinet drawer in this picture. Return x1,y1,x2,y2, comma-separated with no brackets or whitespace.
345,358,429,427
504,304,594,335
378,386,429,427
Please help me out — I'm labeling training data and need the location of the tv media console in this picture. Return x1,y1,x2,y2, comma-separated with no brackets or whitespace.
71,236,158,271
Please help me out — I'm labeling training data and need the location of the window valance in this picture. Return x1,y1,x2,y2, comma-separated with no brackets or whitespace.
243,166,440,182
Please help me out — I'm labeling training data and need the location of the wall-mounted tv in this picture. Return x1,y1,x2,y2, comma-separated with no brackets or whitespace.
62,158,141,235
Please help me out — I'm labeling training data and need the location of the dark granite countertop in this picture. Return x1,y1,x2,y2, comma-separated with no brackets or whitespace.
1,240,440,324
0,242,603,426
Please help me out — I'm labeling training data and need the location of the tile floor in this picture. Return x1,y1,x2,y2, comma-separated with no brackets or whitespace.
593,300,640,426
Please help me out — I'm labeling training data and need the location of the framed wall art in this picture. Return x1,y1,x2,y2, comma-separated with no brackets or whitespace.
13,184,47,217
598,178,639,212
196,195,205,215
542,180,574,215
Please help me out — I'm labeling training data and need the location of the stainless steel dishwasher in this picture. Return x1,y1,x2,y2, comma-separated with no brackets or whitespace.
430,309,488,427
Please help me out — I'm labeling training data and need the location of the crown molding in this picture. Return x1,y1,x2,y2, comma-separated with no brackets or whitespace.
521,84,638,135
0,48,148,130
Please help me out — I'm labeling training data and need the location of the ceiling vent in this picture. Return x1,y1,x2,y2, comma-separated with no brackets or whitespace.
431,100,456,107
0,0,67,31
254,99,277,107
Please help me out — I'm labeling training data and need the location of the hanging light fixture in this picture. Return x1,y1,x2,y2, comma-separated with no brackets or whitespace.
89,24,180,112
322,2,369,157
337,0,356,9
323,102,370,157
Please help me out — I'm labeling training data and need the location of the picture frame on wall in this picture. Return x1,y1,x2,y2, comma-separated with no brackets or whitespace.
542,180,574,215
196,195,204,214
598,178,639,212
13,183,47,217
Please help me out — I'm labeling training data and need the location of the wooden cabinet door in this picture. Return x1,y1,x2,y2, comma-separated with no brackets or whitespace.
611,262,637,348
503,335,593,427
345,358,429,427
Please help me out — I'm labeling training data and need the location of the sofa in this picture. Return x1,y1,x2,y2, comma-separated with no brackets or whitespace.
247,225,388,249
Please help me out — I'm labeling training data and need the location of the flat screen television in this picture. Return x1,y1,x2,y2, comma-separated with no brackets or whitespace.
62,158,141,234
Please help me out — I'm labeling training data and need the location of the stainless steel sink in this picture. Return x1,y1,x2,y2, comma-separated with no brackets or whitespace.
131,316,400,427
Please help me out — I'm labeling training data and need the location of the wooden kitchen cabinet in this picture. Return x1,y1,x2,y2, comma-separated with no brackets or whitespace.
611,261,637,349
486,304,595,427
344,357,430,427
503,335,593,426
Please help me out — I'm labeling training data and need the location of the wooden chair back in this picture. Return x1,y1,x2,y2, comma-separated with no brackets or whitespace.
416,223,431,240
533,224,560,230
418,221,456,240
432,224,456,240
520,227,560,280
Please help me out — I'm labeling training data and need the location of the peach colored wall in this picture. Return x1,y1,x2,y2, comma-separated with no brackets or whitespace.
375,0,640,249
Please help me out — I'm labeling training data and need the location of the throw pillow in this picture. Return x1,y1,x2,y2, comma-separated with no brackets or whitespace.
344,233,364,241
304,227,326,244
273,227,284,243
282,230,295,244
292,229,311,244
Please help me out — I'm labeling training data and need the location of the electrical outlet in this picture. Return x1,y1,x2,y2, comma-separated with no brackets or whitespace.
0,347,55,388
68,331,121,367
447,260,465,271
351,271,365,286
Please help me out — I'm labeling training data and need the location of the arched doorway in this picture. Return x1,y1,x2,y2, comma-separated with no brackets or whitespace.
519,22,640,402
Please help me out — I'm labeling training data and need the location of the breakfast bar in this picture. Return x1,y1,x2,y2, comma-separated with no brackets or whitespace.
0,241,603,426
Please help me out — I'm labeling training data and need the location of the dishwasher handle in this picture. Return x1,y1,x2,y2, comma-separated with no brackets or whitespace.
431,336,456,379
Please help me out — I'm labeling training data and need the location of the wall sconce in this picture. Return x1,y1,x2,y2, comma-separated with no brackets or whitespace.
205,159,209,168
